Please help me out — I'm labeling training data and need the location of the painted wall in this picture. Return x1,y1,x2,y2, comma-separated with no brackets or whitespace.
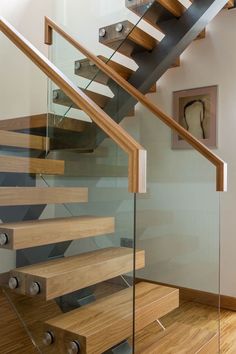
52,1,236,296
134,7,236,297
0,0,55,120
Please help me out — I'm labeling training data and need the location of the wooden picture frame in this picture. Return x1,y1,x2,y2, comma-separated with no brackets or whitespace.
172,85,218,149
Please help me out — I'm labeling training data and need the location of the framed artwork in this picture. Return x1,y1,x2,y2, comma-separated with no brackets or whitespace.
172,85,218,149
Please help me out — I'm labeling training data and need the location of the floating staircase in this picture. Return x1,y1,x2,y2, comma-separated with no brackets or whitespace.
0,1,231,353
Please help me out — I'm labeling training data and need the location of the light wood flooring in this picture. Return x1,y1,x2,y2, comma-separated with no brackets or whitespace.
1,286,236,353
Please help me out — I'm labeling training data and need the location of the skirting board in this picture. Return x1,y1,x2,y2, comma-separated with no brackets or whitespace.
136,278,236,312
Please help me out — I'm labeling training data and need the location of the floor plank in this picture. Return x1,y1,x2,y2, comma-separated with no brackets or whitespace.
0,289,39,353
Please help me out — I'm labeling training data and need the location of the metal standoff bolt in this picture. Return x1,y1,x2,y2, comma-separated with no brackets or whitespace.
67,341,81,354
75,61,81,70
29,281,41,296
99,28,106,37
53,91,59,100
43,331,54,346
8,277,19,290
116,23,124,33
0,233,8,246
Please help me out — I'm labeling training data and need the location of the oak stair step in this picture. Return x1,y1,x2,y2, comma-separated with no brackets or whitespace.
0,187,88,206
0,155,64,175
189,0,234,10
8,247,145,300
126,0,186,33
225,0,234,8
0,114,90,134
74,56,157,93
99,20,157,58
0,130,49,151
134,322,217,353
0,114,95,151
53,88,135,117
99,55,180,75
0,216,115,250
53,88,110,110
126,0,205,39
43,282,179,354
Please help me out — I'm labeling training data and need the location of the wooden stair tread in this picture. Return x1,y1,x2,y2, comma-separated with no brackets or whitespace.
0,216,115,250
0,187,88,206
9,247,145,300
0,155,64,175
129,25,156,51
75,56,156,93
53,88,135,117
99,55,179,85
99,20,157,58
126,0,205,40
98,55,133,79
225,0,234,8
156,0,187,17
44,282,179,354
0,114,90,134
189,0,234,9
134,322,217,354
0,130,49,150
126,0,187,18
53,88,110,109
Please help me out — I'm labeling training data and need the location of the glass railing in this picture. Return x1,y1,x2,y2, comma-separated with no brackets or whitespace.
0,20,138,354
47,7,222,351
134,109,220,351
49,0,159,125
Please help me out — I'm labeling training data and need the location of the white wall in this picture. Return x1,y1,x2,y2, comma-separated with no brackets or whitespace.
135,8,236,297
0,0,55,119
52,2,236,296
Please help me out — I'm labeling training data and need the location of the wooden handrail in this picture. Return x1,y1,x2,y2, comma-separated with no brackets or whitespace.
0,16,146,193
45,16,227,192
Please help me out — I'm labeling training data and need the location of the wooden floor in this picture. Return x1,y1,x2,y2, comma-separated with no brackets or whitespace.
0,289,38,354
148,299,236,353
1,285,236,353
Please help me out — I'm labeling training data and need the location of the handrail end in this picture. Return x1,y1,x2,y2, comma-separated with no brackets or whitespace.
216,161,227,192
128,149,147,194
138,149,147,194
44,17,52,45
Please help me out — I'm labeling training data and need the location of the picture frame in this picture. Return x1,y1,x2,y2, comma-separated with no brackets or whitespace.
172,85,218,149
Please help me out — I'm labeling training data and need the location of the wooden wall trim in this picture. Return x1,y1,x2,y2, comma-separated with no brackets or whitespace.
44,17,227,192
136,278,236,312
0,16,146,194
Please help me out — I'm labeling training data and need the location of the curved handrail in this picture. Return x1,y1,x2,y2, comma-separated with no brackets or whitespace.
45,16,227,192
0,16,146,193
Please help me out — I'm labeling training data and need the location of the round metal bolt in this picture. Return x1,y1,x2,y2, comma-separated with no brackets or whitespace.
75,61,81,70
67,341,81,354
99,28,106,37
0,233,8,246
43,331,54,346
53,91,59,100
115,23,123,33
29,281,41,296
8,277,19,290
